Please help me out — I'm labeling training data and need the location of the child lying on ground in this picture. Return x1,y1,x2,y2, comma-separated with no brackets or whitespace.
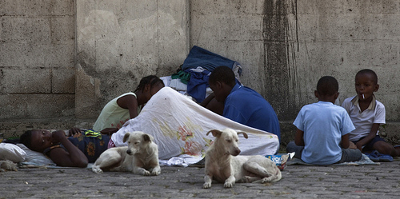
19,128,109,167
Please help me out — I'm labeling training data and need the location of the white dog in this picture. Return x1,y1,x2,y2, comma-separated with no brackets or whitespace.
203,128,282,188
92,131,161,176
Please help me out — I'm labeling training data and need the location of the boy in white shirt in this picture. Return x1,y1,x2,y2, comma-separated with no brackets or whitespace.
342,69,400,158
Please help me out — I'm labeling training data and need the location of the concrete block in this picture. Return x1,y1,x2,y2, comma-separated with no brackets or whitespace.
191,0,264,15
0,43,46,67
1,16,51,44
192,14,263,41
345,0,399,15
119,0,161,18
313,0,347,15
153,0,189,76
45,44,75,67
0,0,28,16
0,0,74,16
52,67,75,94
0,93,74,119
49,16,75,44
0,67,51,93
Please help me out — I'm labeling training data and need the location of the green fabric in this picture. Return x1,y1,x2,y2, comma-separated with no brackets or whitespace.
84,129,102,139
171,70,190,84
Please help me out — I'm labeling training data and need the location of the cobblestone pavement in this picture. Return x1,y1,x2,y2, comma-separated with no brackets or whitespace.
1,160,399,198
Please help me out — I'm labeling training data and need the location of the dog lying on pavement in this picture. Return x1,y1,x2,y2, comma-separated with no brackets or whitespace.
92,131,161,176
203,128,282,188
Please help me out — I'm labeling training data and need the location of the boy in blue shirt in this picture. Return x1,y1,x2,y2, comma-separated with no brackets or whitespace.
286,76,362,165
206,66,281,141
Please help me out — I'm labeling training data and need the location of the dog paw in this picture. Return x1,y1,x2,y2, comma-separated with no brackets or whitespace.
261,176,278,183
151,170,161,176
142,170,151,176
203,182,212,189
239,176,252,183
91,167,103,174
224,182,234,188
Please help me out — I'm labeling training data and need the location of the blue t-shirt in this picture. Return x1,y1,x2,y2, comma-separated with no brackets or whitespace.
293,101,355,165
223,83,281,140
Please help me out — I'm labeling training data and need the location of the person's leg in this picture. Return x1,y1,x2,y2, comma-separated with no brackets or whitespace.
338,148,362,163
349,141,357,149
373,140,400,157
286,141,303,159
364,135,399,156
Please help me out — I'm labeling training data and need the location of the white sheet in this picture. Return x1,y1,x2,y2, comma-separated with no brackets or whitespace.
112,87,279,163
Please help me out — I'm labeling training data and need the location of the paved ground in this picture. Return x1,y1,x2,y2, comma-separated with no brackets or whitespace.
1,160,399,199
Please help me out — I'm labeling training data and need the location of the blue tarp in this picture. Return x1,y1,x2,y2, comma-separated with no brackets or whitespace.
182,46,240,73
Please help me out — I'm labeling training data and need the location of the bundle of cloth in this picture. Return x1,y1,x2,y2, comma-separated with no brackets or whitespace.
169,45,242,102
111,87,279,166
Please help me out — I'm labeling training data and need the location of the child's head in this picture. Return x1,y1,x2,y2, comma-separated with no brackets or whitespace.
20,130,33,149
20,129,53,152
134,75,165,98
315,76,339,103
208,66,236,102
356,69,378,85
354,69,379,100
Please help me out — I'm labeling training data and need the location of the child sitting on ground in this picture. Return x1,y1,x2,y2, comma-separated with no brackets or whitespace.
93,75,164,135
342,69,400,160
286,76,362,165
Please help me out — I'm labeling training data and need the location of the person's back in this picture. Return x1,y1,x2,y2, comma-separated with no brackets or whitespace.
295,101,352,164
208,66,281,141
92,75,165,132
92,92,137,131
224,85,281,140
287,76,361,165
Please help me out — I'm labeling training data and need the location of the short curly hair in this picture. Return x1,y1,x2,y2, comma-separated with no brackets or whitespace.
19,130,33,149
316,76,339,96
208,66,235,87
356,69,378,85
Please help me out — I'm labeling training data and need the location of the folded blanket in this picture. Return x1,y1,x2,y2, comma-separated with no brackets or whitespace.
112,87,279,164
181,45,241,74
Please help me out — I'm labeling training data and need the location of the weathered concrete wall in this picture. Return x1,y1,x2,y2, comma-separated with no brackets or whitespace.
190,0,400,145
1,0,400,144
0,0,76,120
76,0,189,118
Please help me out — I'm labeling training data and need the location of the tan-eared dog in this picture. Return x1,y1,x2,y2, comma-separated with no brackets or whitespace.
203,128,281,188
92,131,161,176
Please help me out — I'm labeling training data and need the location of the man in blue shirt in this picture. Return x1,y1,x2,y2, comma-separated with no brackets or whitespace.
206,66,281,141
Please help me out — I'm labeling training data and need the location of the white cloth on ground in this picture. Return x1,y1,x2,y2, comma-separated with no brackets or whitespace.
111,87,279,164
0,143,26,163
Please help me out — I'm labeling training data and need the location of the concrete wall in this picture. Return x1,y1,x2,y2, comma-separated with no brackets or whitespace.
76,0,189,118
1,0,400,143
190,0,400,144
0,0,76,120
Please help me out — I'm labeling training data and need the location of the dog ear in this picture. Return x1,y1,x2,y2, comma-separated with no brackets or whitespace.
206,130,222,137
142,134,152,142
237,132,248,139
123,133,130,143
